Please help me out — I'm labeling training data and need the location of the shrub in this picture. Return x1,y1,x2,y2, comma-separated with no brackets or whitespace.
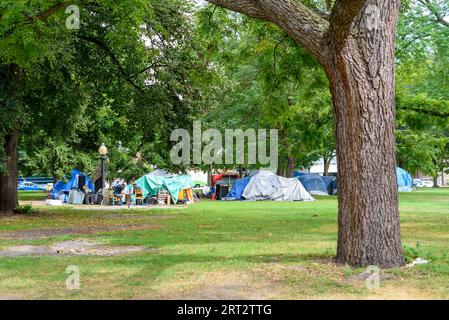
403,242,436,263
14,204,37,215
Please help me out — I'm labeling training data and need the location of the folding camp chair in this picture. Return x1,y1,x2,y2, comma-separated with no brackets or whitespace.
134,187,144,205
109,188,122,206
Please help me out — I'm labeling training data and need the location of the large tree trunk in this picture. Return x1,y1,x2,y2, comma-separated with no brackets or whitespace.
325,1,403,268
0,64,22,215
0,127,19,215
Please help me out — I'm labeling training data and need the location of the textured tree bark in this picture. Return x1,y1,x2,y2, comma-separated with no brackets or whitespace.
0,64,22,215
0,127,19,215
323,156,330,176
327,63,403,267
276,166,286,177
433,176,439,188
324,1,404,268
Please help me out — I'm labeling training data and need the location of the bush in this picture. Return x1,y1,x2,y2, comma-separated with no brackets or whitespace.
403,242,436,263
14,204,37,215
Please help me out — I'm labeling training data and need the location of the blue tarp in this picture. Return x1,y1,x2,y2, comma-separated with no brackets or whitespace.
293,171,305,178
331,177,338,195
225,176,251,200
296,172,329,196
51,181,66,196
322,176,338,195
397,167,413,192
50,169,95,202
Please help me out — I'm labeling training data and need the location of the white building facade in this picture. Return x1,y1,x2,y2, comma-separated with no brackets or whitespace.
307,157,338,175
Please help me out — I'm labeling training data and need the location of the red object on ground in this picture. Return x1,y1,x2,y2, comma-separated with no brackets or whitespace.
211,174,223,186
211,172,240,186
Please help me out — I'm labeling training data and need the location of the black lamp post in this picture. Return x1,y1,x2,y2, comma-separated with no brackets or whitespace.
98,143,108,190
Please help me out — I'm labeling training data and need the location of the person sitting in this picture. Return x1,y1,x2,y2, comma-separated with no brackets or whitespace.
114,183,126,204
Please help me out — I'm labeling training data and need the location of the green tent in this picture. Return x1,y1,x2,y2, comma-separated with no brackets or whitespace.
132,174,194,203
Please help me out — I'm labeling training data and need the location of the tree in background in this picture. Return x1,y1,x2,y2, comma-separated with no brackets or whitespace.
396,0,449,184
196,8,334,177
0,0,212,212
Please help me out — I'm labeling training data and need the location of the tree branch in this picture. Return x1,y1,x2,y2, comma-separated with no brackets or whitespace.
395,33,430,57
205,0,270,20
1,1,71,38
397,93,449,118
34,1,71,22
206,0,329,63
273,35,288,73
129,61,168,79
417,0,449,28
398,104,449,118
78,34,144,94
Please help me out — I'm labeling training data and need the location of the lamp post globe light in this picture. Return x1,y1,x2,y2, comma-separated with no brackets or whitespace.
98,143,108,191
99,143,108,157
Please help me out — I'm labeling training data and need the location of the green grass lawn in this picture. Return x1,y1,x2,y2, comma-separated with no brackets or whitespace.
18,191,48,201
1,189,448,299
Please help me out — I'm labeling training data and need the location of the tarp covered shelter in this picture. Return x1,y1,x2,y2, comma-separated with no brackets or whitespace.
296,172,329,196
241,170,314,201
225,176,252,200
147,169,174,178
397,167,413,192
322,176,338,195
133,173,194,203
293,171,305,178
50,169,95,202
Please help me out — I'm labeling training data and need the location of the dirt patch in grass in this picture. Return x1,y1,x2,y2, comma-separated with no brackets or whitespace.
146,271,283,300
179,283,268,300
86,213,174,219
73,205,187,211
0,224,161,240
313,281,447,300
343,271,394,285
0,239,156,257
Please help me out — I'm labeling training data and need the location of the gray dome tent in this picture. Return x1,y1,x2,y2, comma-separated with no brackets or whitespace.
242,170,314,201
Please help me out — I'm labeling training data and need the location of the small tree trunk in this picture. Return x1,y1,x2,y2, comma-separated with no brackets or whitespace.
207,165,213,186
286,156,295,178
277,167,287,177
433,176,439,188
0,127,19,215
326,1,404,268
323,156,330,176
